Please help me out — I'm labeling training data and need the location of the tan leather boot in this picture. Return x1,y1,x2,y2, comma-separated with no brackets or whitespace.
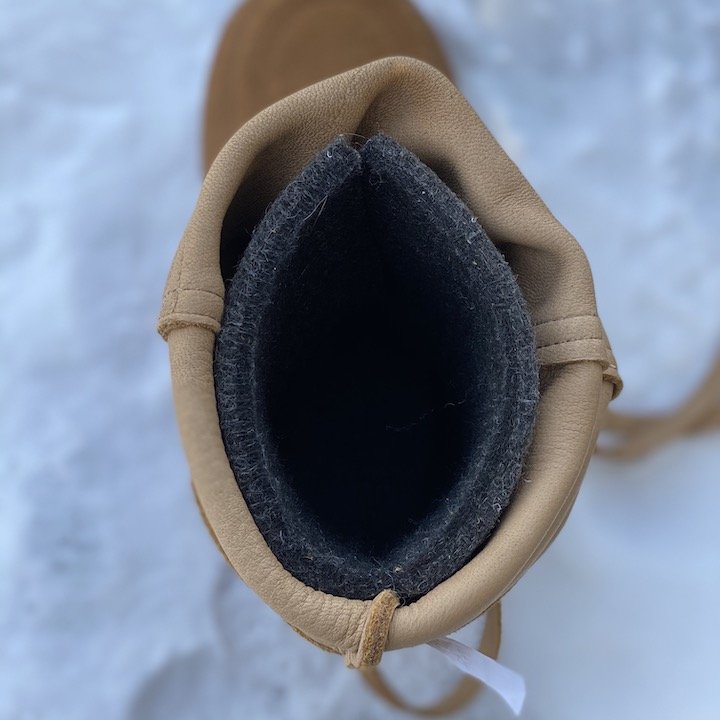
158,0,621,714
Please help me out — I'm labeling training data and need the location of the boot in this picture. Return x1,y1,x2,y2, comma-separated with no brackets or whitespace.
157,0,621,714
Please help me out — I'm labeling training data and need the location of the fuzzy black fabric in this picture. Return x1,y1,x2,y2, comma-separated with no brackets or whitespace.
214,135,539,602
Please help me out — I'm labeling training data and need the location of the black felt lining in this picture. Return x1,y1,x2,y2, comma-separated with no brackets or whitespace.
214,135,539,602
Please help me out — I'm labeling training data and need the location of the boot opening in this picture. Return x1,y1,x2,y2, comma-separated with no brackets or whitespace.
215,135,538,601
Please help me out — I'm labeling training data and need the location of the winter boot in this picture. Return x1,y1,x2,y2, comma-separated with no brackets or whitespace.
158,0,621,714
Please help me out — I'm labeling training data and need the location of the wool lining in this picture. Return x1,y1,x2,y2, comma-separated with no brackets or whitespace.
214,135,539,602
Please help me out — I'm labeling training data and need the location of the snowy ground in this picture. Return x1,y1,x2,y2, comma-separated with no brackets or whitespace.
1,1,719,718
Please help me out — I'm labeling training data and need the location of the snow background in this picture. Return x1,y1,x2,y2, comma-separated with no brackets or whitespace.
1,0,719,718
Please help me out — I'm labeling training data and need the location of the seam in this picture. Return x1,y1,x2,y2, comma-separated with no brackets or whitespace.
536,336,604,350
172,246,185,315
162,287,225,302
532,314,600,330
162,311,219,321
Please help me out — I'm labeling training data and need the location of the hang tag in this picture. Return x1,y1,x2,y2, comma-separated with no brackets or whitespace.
426,636,526,716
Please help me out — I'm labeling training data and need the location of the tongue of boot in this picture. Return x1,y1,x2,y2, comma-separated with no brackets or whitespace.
214,134,539,603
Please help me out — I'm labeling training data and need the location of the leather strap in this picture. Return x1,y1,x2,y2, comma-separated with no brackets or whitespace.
360,602,502,717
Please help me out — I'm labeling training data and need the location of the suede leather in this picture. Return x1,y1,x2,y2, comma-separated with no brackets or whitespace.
203,0,451,170
159,57,620,655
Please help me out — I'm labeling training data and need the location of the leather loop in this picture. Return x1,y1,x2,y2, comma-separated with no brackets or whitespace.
345,590,401,668
360,602,502,716
157,288,224,340
534,315,622,398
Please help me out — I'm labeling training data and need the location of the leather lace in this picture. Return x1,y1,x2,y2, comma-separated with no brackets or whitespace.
361,602,502,716
598,353,720,459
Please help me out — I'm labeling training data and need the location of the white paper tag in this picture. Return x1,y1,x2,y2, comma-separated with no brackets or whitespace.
426,636,526,716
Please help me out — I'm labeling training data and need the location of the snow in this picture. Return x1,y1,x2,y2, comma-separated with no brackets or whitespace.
1,0,718,718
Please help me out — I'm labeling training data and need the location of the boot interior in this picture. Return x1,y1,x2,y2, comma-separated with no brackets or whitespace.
215,135,538,601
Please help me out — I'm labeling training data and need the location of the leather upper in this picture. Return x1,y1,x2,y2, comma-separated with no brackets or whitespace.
159,57,619,655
